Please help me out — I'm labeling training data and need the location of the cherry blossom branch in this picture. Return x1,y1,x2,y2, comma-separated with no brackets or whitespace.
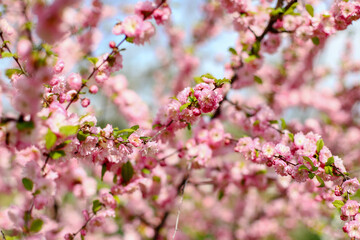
0,32,28,76
211,0,298,119
153,169,191,240
172,162,191,240
65,36,127,110
1,230,6,240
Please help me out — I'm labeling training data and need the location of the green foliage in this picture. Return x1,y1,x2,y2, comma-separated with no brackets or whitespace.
92,199,103,214
45,129,57,150
254,75,263,84
121,161,134,184
49,150,66,160
305,4,314,17
5,68,23,78
16,120,34,130
59,125,79,137
30,219,43,232
332,200,344,209
22,178,33,191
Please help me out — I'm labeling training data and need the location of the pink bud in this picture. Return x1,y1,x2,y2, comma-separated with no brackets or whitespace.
193,108,201,116
89,85,98,94
80,229,87,236
340,214,348,221
81,98,90,108
64,233,74,240
109,41,116,48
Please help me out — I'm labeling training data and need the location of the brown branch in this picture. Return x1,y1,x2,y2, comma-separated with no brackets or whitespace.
0,32,28,76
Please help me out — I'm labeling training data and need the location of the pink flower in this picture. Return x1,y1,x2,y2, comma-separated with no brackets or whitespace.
343,178,360,194
100,192,116,209
341,200,359,216
134,1,156,19
67,73,82,90
346,220,360,239
129,133,142,147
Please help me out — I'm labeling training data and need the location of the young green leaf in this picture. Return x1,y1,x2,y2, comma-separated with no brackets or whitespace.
101,164,107,182
316,175,325,187
312,37,320,45
325,156,334,166
228,47,237,55
254,75,263,84
59,125,78,137
302,156,318,171
121,161,134,184
179,102,191,112
316,139,324,153
92,199,103,214
49,150,66,160
45,129,57,150
332,200,344,209
87,57,98,65
22,178,33,191
30,219,43,232
305,4,314,17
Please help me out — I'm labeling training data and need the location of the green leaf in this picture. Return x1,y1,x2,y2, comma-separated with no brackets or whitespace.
22,178,33,191
201,73,216,79
59,125,78,137
126,37,134,43
228,47,237,55
1,52,14,58
45,129,57,150
288,132,294,142
308,172,315,179
244,55,257,63
326,156,334,166
92,199,102,214
303,156,318,171
101,164,107,181
16,121,35,130
193,76,203,84
332,200,345,209
324,165,333,176
49,150,65,160
218,190,224,200
253,120,260,126
316,139,324,153
270,7,284,17
77,131,89,141
284,2,299,15
130,125,139,131
179,102,191,112
214,78,231,87
305,4,314,17
280,118,287,130
142,168,151,174
316,175,325,187
30,219,43,232
298,165,310,172
269,120,278,124
5,68,23,78
311,37,320,45
87,57,98,65
254,75,263,84
121,161,134,184
55,140,72,150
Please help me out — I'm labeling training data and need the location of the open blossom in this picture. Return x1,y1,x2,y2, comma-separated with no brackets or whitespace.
341,200,359,217
112,15,155,45
343,178,360,194
67,73,82,90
